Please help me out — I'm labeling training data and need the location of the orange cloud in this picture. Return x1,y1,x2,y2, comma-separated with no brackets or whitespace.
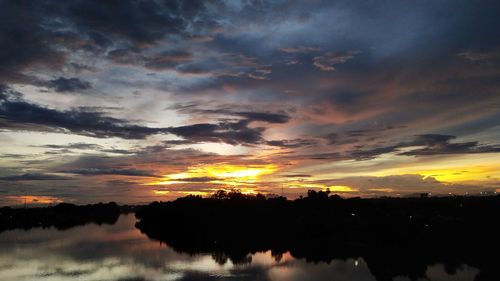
5,195,63,205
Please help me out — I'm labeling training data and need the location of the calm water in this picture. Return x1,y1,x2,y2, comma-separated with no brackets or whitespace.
0,214,478,281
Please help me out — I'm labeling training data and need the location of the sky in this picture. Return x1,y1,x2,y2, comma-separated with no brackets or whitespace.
1,0,500,205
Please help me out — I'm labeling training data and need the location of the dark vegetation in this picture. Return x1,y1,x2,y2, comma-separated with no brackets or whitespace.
0,202,120,232
136,190,500,281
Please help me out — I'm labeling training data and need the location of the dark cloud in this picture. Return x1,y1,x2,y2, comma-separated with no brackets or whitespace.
47,77,92,93
168,120,264,146
0,87,166,139
0,153,30,159
60,168,159,177
280,46,320,54
324,125,406,145
0,1,64,83
2,87,288,144
108,48,193,71
282,174,312,178
400,134,500,156
162,140,199,146
164,105,294,145
234,111,290,124
144,50,193,70
346,134,500,160
40,143,102,150
172,176,220,183
308,152,346,160
346,126,407,137
63,0,210,45
266,139,316,148
0,0,216,83
349,146,399,161
1,91,272,144
100,149,135,155
305,133,500,161
172,105,291,124
0,173,71,181
325,133,359,145
44,149,72,155
67,62,97,73
38,143,133,155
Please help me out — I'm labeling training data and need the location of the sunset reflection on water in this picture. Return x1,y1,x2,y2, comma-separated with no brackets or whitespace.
0,214,478,281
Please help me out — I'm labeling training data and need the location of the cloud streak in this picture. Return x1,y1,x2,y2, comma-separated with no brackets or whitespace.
0,173,71,181
313,51,359,71
60,168,159,177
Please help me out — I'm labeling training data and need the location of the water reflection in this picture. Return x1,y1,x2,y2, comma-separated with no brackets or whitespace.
0,215,478,281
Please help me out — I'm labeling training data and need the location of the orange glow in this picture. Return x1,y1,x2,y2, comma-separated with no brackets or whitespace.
152,190,170,195
5,195,63,205
147,164,278,187
368,188,394,193
283,182,356,192
238,188,260,195
178,191,210,196
153,188,262,198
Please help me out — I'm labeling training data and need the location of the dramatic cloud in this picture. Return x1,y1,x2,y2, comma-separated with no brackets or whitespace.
399,134,500,156
168,121,265,146
2,1,500,204
47,77,92,93
1,87,290,145
0,0,216,84
0,91,274,144
173,106,291,124
0,88,166,139
304,134,500,161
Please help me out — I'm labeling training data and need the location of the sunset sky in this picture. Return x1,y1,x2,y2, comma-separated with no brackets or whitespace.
1,0,500,205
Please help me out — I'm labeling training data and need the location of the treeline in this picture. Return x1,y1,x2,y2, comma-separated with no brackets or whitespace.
0,202,120,232
136,190,500,246
135,190,500,281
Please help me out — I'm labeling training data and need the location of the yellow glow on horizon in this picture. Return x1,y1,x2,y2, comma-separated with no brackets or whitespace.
368,153,500,184
417,166,499,182
372,164,500,183
146,163,278,187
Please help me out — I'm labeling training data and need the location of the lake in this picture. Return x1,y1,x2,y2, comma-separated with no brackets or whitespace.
0,214,479,281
